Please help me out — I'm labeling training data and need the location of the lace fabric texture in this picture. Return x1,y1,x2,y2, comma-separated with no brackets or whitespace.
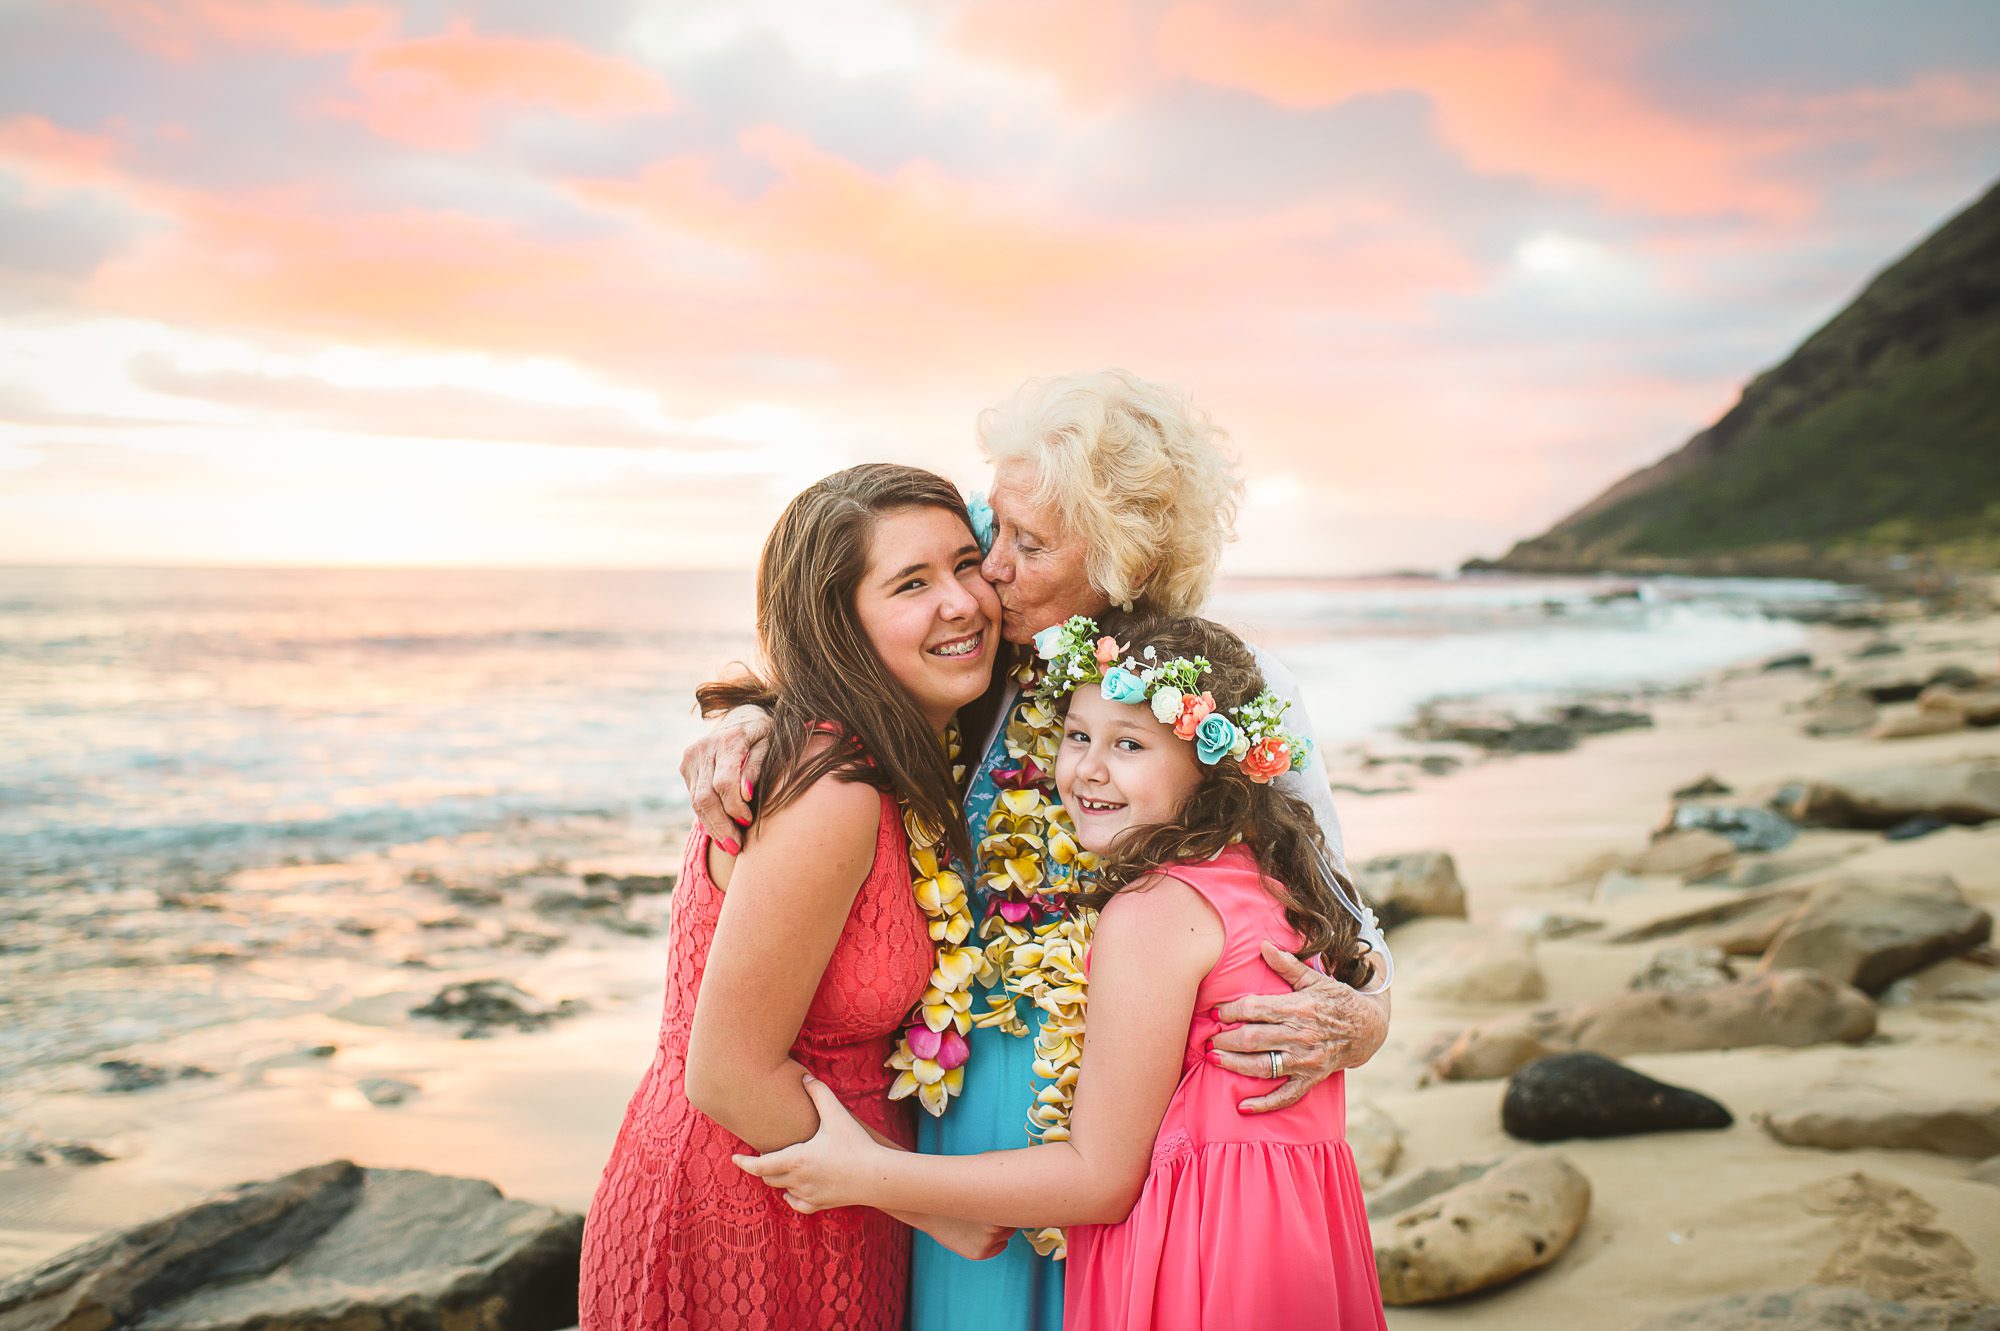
580,789,932,1330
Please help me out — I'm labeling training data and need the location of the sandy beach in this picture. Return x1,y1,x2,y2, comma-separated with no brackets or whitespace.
4,592,1997,1325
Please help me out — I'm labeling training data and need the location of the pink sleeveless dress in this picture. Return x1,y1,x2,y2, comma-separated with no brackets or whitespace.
578,788,932,1330
1064,844,1389,1331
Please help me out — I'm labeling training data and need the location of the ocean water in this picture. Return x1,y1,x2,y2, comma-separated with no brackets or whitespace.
0,566,1854,885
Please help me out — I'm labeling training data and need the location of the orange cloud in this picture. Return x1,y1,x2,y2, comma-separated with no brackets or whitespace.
86,0,397,60
333,23,675,149
1152,3,1811,221
0,115,123,197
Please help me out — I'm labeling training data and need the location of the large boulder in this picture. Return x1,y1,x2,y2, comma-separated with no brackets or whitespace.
1632,1286,2000,1331
1779,760,2000,828
1626,830,1738,880
411,978,584,1037
1756,877,1991,994
1372,1151,1590,1305
1430,972,1876,1081
1501,1052,1731,1142
1353,851,1466,929
0,1160,581,1331
1405,934,1547,1004
1609,889,1809,952
1757,1085,2000,1159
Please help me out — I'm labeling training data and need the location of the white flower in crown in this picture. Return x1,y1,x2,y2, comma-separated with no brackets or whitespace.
1148,685,1184,724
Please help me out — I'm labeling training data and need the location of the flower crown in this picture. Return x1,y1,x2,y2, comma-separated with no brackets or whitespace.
1031,615,1311,782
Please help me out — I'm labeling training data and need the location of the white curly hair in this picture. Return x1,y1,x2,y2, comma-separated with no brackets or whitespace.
977,369,1244,616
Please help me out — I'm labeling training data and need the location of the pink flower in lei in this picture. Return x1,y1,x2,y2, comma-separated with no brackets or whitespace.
1093,635,1125,669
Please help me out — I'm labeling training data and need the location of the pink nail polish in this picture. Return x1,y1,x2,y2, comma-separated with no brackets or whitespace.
1205,1049,1222,1066
732,815,750,828
721,837,741,857
743,778,755,801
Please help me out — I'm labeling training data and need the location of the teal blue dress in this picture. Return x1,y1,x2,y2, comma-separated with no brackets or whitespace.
908,686,1065,1331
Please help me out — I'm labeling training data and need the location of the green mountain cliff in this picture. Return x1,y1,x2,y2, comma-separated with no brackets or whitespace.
1478,176,2000,580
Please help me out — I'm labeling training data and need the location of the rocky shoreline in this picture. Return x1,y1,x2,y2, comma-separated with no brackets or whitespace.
3,588,1998,1327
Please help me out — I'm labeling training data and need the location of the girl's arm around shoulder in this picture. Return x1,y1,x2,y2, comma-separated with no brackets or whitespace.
684,763,881,1152
739,872,1223,1228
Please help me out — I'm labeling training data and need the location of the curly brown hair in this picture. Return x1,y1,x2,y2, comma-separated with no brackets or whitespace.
1069,611,1371,987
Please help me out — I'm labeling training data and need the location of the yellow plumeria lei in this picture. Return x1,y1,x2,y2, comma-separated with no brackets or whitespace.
966,655,1102,1261
888,727,987,1117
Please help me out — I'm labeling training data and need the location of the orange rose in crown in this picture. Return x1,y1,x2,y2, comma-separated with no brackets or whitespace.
1170,690,1216,740
1241,736,1291,783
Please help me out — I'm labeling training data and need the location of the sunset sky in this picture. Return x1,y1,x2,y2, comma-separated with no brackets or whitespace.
2,1,1996,573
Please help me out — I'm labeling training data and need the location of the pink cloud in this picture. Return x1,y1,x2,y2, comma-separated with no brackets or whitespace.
85,0,397,60
0,115,123,198
330,23,676,150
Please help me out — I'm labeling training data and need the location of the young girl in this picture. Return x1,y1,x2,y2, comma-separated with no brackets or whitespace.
737,611,1390,1330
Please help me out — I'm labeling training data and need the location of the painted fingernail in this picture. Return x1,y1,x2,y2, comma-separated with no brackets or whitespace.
721,837,741,856
1205,1049,1222,1066
732,815,750,828
742,778,755,801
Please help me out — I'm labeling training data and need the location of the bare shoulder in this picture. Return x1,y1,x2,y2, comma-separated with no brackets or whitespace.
745,734,883,872
1096,873,1224,962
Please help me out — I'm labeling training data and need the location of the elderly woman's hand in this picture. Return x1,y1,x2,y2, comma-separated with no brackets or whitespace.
678,704,773,854
1208,941,1390,1113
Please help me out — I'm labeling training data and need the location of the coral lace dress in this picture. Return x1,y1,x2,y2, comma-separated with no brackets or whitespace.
1064,845,1389,1331
579,788,932,1330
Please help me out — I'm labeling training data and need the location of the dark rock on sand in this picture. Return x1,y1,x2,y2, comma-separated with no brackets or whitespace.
98,1059,215,1093
1672,774,1734,799
0,1160,581,1331
1854,639,1905,658
1884,814,1950,841
1554,702,1653,735
1501,1052,1732,1142
1663,803,1797,853
1762,653,1814,671
1632,1286,2000,1331
411,978,584,1037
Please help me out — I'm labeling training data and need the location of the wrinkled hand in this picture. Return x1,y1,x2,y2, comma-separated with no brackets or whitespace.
679,704,772,855
733,1074,879,1213
1210,941,1389,1114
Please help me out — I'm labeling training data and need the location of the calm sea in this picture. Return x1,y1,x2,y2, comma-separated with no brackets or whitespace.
0,566,1852,886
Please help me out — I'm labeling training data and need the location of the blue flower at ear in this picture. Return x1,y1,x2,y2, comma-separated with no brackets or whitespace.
1194,713,1239,765
1099,667,1149,704
966,492,996,556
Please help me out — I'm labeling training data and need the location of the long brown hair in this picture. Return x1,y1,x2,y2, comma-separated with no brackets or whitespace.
696,464,979,865
1072,611,1371,986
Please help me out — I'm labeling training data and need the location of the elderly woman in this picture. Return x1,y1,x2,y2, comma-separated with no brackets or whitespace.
682,370,1392,1331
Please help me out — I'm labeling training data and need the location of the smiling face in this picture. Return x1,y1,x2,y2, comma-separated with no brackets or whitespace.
1054,681,1205,856
853,504,1001,731
980,458,1109,645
